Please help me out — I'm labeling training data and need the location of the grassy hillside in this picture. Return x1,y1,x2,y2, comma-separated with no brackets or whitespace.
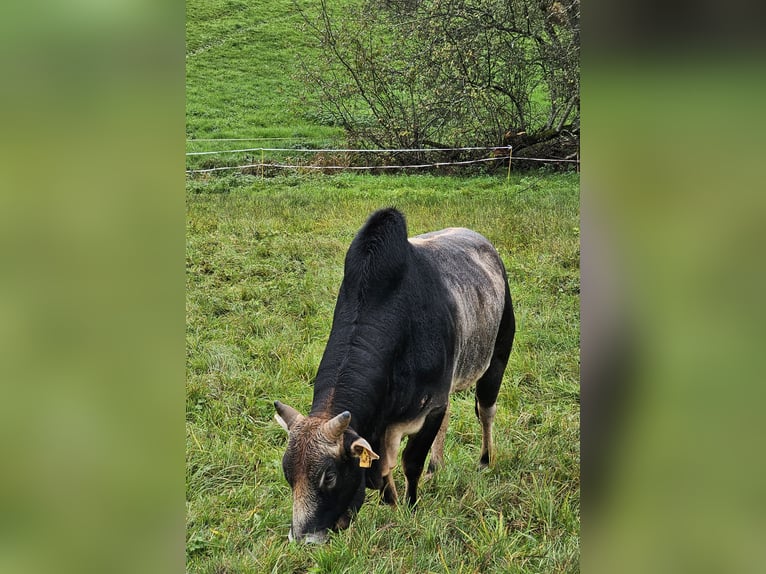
186,0,342,142
186,173,580,572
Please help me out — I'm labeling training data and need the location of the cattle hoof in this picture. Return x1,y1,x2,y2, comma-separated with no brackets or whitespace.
380,490,398,506
334,513,351,531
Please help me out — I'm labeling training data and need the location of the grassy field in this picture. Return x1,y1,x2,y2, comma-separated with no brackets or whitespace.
187,0,579,570
186,0,343,143
186,172,580,572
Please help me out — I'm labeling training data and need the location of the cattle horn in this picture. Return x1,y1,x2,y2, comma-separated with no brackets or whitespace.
323,411,351,439
274,401,304,432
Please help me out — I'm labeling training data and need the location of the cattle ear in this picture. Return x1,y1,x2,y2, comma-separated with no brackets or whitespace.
274,401,304,432
349,437,380,468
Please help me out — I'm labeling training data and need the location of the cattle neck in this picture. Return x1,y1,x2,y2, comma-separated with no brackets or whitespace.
309,375,384,439
310,318,397,439
307,207,409,439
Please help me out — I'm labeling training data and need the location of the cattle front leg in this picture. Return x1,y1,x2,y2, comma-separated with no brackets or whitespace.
402,408,446,507
378,427,403,506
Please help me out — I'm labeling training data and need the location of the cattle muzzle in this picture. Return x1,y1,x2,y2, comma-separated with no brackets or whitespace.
288,526,328,544
288,511,352,544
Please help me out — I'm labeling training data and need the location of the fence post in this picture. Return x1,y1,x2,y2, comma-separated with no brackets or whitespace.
507,146,512,182
261,149,264,180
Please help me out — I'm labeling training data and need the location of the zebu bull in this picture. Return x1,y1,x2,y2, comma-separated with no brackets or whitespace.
274,208,515,543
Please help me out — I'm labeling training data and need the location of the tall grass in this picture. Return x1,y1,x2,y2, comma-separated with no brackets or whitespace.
186,172,579,573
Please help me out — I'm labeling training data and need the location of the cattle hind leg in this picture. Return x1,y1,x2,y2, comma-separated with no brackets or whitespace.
426,401,449,477
402,408,447,507
475,284,515,468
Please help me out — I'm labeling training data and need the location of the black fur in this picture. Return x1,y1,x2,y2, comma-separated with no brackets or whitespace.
281,208,515,541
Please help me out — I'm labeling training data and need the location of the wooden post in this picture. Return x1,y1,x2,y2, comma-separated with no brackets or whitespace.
261,148,264,180
507,146,512,182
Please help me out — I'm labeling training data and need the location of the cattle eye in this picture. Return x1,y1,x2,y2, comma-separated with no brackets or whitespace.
320,468,337,491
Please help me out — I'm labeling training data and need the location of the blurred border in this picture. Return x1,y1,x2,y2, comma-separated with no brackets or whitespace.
2,0,765,572
0,1,185,573
582,1,766,572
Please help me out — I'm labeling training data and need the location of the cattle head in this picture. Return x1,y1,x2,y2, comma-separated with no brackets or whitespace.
274,401,380,543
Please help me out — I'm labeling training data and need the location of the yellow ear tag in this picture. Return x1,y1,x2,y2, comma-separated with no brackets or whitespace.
359,449,372,468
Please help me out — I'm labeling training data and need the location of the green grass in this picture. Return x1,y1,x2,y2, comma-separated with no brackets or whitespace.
186,172,579,573
186,0,343,142
185,0,573,173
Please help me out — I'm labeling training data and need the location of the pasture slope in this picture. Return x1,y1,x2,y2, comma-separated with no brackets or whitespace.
186,0,342,142
186,173,580,573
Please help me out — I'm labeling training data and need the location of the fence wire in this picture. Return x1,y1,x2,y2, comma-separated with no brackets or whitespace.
185,144,578,175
